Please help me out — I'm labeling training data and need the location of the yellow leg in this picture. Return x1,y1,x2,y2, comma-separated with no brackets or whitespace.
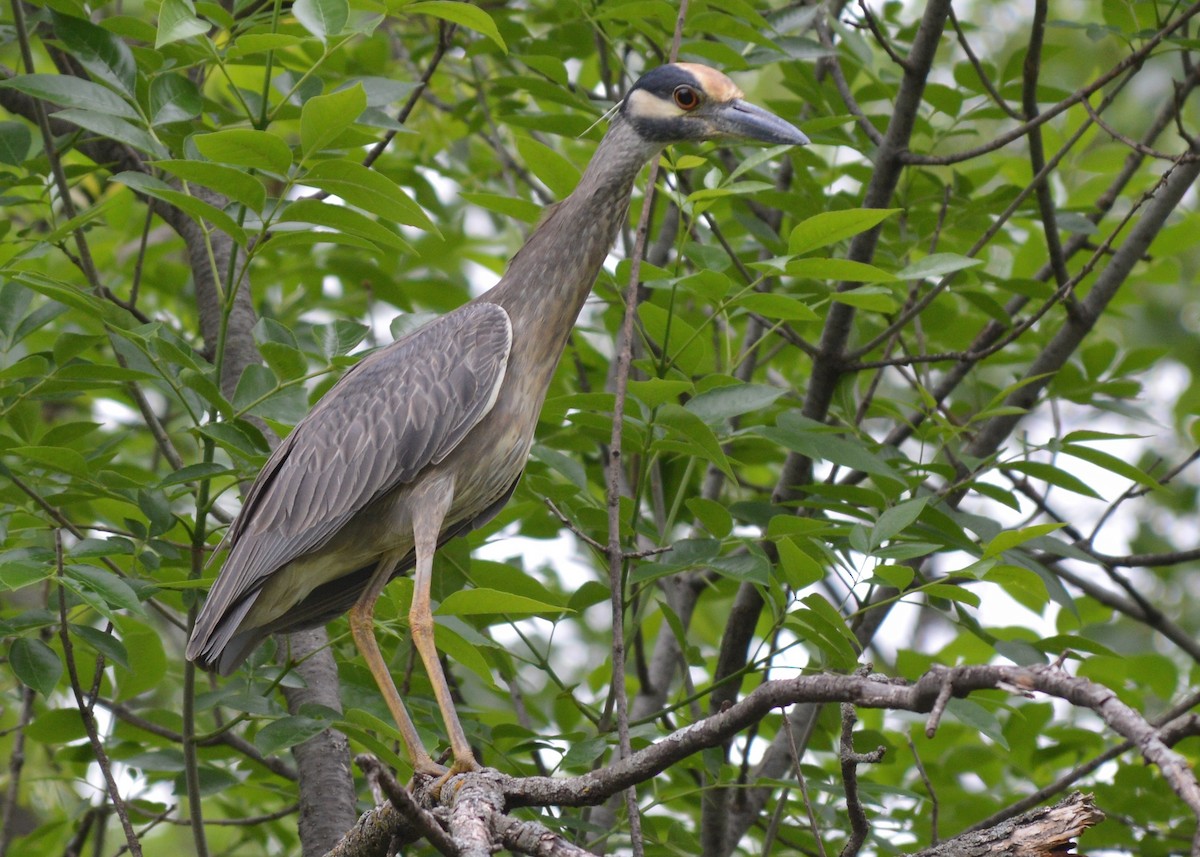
410,475,480,776
348,556,444,777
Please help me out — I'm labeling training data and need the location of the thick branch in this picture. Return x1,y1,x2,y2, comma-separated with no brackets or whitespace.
333,664,1199,857
912,792,1103,857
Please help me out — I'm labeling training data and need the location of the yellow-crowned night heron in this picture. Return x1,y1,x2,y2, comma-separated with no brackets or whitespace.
187,62,807,778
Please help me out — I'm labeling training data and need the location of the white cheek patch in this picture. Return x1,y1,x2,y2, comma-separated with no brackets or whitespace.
676,63,744,103
626,88,686,121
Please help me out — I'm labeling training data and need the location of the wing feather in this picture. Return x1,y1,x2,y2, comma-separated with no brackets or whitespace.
188,302,513,661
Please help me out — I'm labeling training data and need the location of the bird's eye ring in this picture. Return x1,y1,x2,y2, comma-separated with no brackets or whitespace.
673,85,701,111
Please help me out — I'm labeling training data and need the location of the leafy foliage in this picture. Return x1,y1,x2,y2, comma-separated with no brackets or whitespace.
1,0,1200,855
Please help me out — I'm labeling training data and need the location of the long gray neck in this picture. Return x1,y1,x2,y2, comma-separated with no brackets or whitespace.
482,115,661,335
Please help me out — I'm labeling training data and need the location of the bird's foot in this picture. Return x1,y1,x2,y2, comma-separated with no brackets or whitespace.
428,754,481,799
411,759,450,780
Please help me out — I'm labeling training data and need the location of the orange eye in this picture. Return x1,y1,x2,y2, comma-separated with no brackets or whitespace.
673,85,701,111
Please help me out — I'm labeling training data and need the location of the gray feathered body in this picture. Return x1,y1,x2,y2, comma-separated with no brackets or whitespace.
186,117,659,674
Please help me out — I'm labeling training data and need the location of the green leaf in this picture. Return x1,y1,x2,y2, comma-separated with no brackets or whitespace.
255,319,309,380
830,288,900,313
65,565,146,616
759,413,902,482
151,160,267,212
686,497,732,537
112,616,167,699
562,735,609,767
685,383,786,424
436,588,570,617
254,715,331,755
156,0,210,47
301,158,435,231
627,378,691,408
300,84,366,157
788,208,899,255
313,320,369,357
196,420,268,459
711,551,770,585
982,522,1067,559
784,257,898,283
0,120,32,165
54,109,166,158
870,497,928,550
181,366,231,414
10,638,62,696
51,11,138,96
25,708,88,744
459,192,541,223
0,73,138,120
735,292,819,321
515,135,580,198
70,624,130,669
433,624,498,690
148,73,203,125
111,172,247,245
232,362,280,412
469,561,566,608
10,446,88,477
138,488,173,537
947,698,1008,750
1060,443,1161,492
277,198,413,254
0,560,51,592
789,594,859,670
1006,461,1103,499
193,128,293,175
230,33,307,55
655,403,734,479
922,582,981,607
293,0,349,41
776,537,824,588
871,564,914,589
896,252,984,280
638,303,714,375
404,1,507,52
687,181,774,204
157,462,230,488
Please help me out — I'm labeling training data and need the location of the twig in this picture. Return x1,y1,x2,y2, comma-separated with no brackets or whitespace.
784,708,828,857
838,699,885,857
856,1,910,70
948,8,1020,120
906,735,939,844
361,21,456,170
0,685,35,857
816,13,885,147
1082,96,1200,161
544,500,670,559
1022,0,1073,295
357,755,458,857
96,696,298,780
605,147,656,854
55,531,144,857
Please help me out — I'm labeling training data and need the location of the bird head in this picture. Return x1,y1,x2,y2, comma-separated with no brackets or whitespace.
621,62,808,148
